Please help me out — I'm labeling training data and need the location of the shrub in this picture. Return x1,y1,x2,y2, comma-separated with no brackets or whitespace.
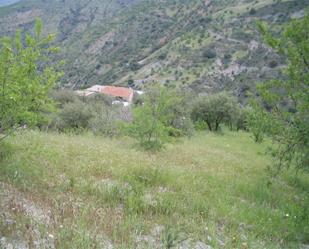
51,89,78,107
268,60,278,68
228,105,245,131
158,52,167,60
194,120,209,131
89,104,120,137
169,115,194,137
245,103,271,143
126,84,191,150
249,8,257,15
224,53,232,60
202,49,217,59
57,101,93,131
129,62,142,71
128,79,134,86
86,94,114,107
48,89,123,135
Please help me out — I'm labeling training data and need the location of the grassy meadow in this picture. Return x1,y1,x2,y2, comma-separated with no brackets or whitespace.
0,130,308,248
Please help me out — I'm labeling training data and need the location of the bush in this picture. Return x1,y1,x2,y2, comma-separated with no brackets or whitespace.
191,92,241,131
48,90,123,136
249,8,257,15
51,89,78,107
86,94,114,107
194,120,208,131
129,62,142,71
268,60,278,68
57,101,93,132
158,52,167,60
202,49,217,59
126,84,192,150
128,79,134,87
245,103,271,143
89,104,120,137
169,115,194,137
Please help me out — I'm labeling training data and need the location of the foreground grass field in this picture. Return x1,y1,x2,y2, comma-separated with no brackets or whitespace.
0,130,308,248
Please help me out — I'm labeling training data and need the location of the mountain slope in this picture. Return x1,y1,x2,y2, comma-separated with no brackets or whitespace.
0,0,20,7
0,0,308,95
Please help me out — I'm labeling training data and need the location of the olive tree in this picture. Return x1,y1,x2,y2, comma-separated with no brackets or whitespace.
191,92,241,131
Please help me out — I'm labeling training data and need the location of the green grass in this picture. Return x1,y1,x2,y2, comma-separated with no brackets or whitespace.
0,130,308,248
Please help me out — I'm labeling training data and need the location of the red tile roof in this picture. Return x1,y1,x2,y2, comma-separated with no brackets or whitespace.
101,86,134,102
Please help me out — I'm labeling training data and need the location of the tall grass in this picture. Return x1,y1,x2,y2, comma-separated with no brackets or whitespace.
0,130,308,248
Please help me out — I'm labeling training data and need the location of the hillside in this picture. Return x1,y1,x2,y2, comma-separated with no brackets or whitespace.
0,130,308,248
1,1,309,248
0,0,308,95
0,0,20,7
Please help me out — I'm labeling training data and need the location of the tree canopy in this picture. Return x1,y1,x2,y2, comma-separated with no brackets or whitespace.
191,92,241,132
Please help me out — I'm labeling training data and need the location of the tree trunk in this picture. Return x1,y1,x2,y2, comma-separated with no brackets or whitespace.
206,121,212,131
215,122,219,131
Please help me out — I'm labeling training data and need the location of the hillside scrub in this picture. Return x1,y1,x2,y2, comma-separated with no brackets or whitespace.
1,0,308,91
48,90,122,137
48,86,193,147
49,87,246,150
0,130,308,248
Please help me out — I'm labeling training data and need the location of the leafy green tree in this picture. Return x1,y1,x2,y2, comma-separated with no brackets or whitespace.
0,19,62,137
251,13,309,172
245,102,271,143
191,92,240,132
126,84,190,150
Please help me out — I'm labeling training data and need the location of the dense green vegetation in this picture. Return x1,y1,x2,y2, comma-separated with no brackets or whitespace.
0,19,62,134
252,14,309,173
47,90,121,137
124,84,193,150
191,92,241,132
